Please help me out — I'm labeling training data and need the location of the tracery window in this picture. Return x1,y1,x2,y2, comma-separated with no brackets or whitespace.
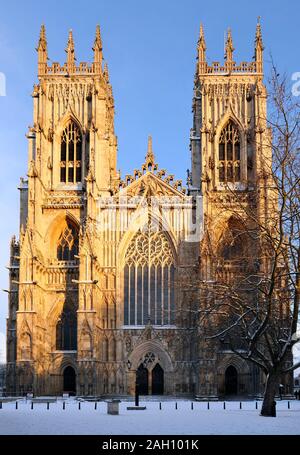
219,217,247,264
60,122,82,183
56,301,77,351
57,221,79,261
124,230,175,326
219,121,241,183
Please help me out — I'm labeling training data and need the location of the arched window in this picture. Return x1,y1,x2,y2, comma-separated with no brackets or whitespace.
56,301,77,351
124,230,175,326
60,122,82,183
218,121,241,183
57,220,79,261
20,332,32,360
219,218,246,263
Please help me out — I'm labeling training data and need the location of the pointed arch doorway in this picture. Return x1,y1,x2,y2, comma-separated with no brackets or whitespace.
152,364,164,395
136,364,148,395
225,365,238,395
63,366,76,396
136,362,164,395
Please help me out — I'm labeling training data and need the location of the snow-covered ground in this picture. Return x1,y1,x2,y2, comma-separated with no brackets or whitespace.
0,399,299,435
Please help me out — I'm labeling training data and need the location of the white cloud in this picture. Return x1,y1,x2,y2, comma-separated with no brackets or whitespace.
0,331,6,363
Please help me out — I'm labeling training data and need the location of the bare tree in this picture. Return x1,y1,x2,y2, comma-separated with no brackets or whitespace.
200,66,300,417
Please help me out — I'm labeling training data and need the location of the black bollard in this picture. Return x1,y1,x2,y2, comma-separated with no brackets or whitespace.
240,402,242,409
159,402,162,410
47,402,50,410
63,401,65,410
94,402,97,410
175,402,177,410
135,381,140,407
0,402,2,410
288,401,290,409
191,402,194,410
16,401,18,410
255,402,258,410
78,402,81,410
223,402,226,410
207,401,210,410
31,402,33,410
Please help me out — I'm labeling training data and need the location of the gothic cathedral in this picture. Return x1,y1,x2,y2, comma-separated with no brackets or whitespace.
6,22,271,397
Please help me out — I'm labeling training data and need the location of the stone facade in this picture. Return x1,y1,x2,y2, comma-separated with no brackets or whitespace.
6,22,274,397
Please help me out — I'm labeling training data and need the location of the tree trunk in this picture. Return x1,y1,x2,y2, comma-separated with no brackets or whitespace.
261,371,280,417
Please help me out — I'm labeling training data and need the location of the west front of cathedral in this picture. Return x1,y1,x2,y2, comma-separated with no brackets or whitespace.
6,22,279,398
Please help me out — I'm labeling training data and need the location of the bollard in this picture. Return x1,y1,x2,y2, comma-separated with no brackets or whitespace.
78,402,81,410
288,401,290,409
159,402,162,410
207,401,210,410
94,402,97,410
255,402,258,410
135,382,140,407
16,401,18,410
223,402,226,410
240,402,242,410
0,402,2,410
47,402,50,410
31,402,33,410
175,402,177,410
191,402,194,410
63,401,65,410
107,399,121,415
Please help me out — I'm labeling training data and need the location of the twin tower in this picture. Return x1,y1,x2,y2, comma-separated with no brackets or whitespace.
6,22,271,398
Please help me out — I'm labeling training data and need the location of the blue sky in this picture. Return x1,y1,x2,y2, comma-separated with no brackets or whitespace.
0,0,300,362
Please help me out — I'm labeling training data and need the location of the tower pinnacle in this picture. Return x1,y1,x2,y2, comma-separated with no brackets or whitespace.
65,29,75,72
93,24,103,73
225,28,235,64
197,23,207,74
37,24,48,76
254,17,264,73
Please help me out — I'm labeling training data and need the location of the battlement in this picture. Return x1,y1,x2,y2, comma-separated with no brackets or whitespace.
43,61,100,76
197,19,264,77
37,25,104,77
200,61,259,75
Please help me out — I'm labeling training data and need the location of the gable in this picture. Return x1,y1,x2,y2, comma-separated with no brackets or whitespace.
117,171,186,199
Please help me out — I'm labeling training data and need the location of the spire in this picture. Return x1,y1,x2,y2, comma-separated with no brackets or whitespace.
93,24,103,73
197,23,207,75
144,136,156,171
65,29,75,72
37,24,48,76
254,17,264,73
225,28,235,64
146,136,154,161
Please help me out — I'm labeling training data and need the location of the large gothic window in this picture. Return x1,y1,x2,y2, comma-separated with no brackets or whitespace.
124,230,175,326
218,121,241,183
56,301,77,351
60,122,82,184
57,220,79,261
219,218,246,264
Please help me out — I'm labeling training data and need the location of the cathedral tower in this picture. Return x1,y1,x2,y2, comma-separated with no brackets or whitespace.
6,26,119,395
191,21,273,397
191,20,267,196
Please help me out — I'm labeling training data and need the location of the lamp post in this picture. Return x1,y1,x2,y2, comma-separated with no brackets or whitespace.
127,359,139,406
